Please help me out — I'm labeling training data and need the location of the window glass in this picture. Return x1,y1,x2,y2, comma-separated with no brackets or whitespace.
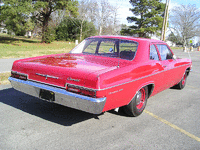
150,44,159,60
71,38,138,60
157,44,173,60
119,40,137,60
83,41,98,54
98,40,116,54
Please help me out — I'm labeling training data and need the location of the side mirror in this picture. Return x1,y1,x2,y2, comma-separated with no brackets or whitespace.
173,55,177,60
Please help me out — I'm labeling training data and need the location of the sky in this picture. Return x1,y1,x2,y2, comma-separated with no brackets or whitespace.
108,0,200,26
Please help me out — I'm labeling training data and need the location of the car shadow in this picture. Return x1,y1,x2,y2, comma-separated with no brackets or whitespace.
0,88,102,126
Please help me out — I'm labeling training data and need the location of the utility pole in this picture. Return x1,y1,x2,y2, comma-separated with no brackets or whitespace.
161,0,170,41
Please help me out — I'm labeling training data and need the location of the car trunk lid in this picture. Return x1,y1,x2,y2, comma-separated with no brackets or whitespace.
12,54,121,88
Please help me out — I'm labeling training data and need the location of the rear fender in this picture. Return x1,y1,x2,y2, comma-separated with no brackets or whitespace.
127,82,155,105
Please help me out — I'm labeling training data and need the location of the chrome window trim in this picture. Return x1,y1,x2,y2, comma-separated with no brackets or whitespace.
71,37,139,61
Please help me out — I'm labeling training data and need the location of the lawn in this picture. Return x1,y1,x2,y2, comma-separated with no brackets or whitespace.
0,72,11,85
0,33,77,85
0,33,76,59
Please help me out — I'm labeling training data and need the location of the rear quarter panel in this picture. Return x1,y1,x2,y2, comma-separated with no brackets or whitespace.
99,61,166,112
99,58,191,112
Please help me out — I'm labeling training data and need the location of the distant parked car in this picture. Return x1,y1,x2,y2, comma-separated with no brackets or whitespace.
9,36,192,117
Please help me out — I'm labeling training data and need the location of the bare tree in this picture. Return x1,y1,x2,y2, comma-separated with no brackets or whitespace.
87,0,99,24
110,5,120,35
78,0,120,36
170,4,200,46
98,0,113,35
78,0,90,41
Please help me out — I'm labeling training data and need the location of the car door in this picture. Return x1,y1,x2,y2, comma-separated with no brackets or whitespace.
156,44,179,89
149,44,166,94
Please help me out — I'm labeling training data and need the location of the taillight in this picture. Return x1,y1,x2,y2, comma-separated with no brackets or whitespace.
11,71,28,81
67,84,96,97
67,86,81,93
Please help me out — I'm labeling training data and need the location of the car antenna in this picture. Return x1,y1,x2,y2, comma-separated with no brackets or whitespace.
117,48,120,68
117,60,120,68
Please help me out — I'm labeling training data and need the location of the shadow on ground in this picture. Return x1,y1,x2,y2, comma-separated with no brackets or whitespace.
0,36,39,44
0,88,102,126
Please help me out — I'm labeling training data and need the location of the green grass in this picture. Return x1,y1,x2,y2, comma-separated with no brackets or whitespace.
170,47,183,50
0,33,76,59
0,72,11,85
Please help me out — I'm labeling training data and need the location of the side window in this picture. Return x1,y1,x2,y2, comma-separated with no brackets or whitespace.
83,40,98,54
157,44,173,60
98,40,115,54
150,44,159,60
119,40,137,60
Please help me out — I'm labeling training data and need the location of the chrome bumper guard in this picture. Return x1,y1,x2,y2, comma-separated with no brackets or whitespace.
9,77,106,114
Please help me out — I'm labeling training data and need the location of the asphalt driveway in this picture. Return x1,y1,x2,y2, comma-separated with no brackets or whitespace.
0,58,22,73
0,50,200,149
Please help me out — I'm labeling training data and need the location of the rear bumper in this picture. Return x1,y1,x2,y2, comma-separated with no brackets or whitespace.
8,77,106,114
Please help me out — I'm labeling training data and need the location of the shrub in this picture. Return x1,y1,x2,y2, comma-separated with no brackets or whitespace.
43,27,56,43
56,17,96,41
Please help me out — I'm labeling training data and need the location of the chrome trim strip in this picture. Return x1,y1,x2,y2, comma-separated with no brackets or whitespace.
11,71,28,77
64,63,190,91
98,63,190,91
9,77,106,114
36,73,59,80
11,63,190,92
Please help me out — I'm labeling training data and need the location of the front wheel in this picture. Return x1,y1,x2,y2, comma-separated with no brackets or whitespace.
123,86,148,117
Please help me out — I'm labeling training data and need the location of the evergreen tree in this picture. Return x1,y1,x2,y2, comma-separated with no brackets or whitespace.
1,0,78,42
0,0,34,36
121,0,165,38
32,0,78,43
167,32,181,45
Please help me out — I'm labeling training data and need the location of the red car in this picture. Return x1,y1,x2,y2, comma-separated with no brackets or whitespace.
9,36,192,117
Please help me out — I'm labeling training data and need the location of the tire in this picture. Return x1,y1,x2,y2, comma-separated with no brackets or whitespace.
123,86,148,117
173,71,187,90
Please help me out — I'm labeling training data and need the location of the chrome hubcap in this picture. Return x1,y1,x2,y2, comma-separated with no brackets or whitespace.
136,88,145,110
182,74,186,85
136,91,142,105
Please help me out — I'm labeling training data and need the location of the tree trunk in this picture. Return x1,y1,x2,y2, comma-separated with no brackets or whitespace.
80,20,84,42
99,26,102,35
42,17,49,43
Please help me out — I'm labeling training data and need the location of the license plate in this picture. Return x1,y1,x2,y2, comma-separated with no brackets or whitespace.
39,89,55,101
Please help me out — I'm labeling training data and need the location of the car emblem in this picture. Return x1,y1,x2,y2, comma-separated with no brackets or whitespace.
36,73,59,80
67,77,80,82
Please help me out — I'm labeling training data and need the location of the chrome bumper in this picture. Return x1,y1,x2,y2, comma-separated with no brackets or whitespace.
8,77,106,114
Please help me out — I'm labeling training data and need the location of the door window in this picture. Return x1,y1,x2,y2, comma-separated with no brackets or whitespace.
150,44,159,60
156,44,173,60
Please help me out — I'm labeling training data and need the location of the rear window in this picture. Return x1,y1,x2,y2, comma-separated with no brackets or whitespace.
71,38,138,60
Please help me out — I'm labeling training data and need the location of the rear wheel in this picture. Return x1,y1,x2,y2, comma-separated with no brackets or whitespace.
123,86,148,117
173,71,187,90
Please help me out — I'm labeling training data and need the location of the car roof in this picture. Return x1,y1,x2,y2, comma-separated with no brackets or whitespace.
88,35,168,62
89,35,165,43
